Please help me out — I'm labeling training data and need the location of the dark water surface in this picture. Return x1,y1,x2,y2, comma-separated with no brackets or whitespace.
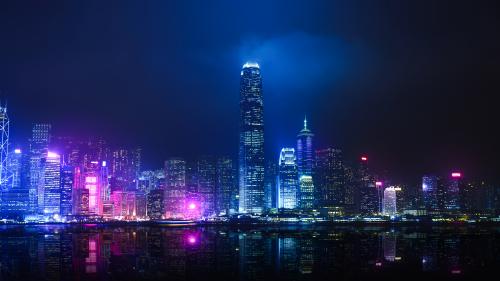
0,225,499,281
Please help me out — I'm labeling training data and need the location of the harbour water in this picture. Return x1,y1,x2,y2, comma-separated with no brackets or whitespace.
0,224,498,280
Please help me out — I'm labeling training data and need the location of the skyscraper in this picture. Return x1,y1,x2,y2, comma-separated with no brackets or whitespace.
315,148,344,210
238,62,264,214
164,158,186,218
358,156,378,215
60,165,74,217
197,156,217,217
297,117,314,177
382,186,397,216
422,175,439,213
264,160,278,210
445,172,462,211
29,123,51,214
299,175,314,210
0,148,28,217
278,148,299,209
43,152,61,216
216,157,236,215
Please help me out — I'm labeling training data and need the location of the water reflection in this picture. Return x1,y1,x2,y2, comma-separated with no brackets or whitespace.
0,225,499,280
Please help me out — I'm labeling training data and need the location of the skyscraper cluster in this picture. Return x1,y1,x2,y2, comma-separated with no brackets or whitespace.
0,62,499,223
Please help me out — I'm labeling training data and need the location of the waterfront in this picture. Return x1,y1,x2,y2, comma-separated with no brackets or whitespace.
0,225,499,280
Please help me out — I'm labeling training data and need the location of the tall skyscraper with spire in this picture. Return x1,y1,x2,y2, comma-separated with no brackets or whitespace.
238,62,264,214
297,116,314,178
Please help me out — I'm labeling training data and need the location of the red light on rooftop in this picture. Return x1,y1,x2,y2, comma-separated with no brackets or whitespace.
451,172,462,178
361,156,368,161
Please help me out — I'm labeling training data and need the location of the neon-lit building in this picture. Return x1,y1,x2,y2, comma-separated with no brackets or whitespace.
0,148,28,216
60,165,74,217
43,152,61,216
382,186,397,216
239,62,265,214
299,175,314,210
100,161,113,219
445,172,462,211
85,174,101,216
297,116,314,177
29,123,51,214
278,148,299,209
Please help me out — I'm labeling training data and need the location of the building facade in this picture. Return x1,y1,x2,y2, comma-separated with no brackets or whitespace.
238,62,265,214
278,148,298,210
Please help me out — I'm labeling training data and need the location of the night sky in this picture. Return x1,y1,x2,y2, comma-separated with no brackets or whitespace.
1,1,499,183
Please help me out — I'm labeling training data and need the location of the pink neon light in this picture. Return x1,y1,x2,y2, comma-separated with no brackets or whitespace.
86,176,97,183
361,156,368,161
375,181,383,187
47,151,59,158
451,172,462,178
188,203,196,210
188,236,197,244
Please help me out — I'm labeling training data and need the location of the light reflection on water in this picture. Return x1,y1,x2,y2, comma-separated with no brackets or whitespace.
0,225,499,281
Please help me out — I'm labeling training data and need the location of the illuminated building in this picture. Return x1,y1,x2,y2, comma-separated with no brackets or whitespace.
43,152,61,216
0,148,28,217
197,156,217,217
239,62,265,214
147,189,164,219
382,186,397,216
0,105,10,190
297,116,314,177
135,191,147,219
422,175,439,212
111,147,141,187
60,165,74,217
164,158,186,218
278,148,298,209
216,156,236,215
84,174,100,216
358,156,378,215
100,161,113,219
29,123,51,214
264,160,278,210
315,148,344,210
299,175,314,210
445,172,462,211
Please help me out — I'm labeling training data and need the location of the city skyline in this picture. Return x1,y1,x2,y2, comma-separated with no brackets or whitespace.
1,1,499,183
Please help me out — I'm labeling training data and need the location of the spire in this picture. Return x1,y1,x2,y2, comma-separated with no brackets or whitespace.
303,115,308,130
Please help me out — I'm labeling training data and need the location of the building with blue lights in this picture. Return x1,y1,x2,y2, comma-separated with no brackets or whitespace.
238,62,265,214
29,123,51,214
43,152,61,216
297,117,314,178
278,148,299,210
60,165,74,218
299,175,314,210
422,175,439,213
